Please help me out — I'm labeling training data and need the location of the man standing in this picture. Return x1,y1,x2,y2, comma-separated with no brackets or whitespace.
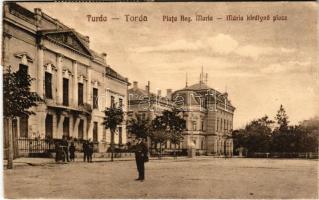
130,138,149,181
82,140,88,162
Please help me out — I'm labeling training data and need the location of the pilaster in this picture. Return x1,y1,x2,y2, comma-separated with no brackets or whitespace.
56,54,63,104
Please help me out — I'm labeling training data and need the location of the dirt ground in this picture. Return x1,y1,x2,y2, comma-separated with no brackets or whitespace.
3,157,318,199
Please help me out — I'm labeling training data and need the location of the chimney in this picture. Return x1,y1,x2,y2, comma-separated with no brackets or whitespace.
101,52,107,62
157,90,161,97
133,81,138,90
145,81,150,95
166,89,172,99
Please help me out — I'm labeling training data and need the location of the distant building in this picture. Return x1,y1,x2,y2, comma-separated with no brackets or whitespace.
2,2,129,152
173,75,235,156
127,81,179,152
128,75,235,156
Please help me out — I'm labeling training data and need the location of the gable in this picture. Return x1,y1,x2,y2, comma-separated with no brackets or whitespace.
43,31,92,57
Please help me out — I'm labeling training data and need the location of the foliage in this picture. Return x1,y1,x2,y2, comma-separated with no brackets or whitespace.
3,66,42,118
233,105,318,154
150,109,186,156
127,113,151,139
275,104,289,131
102,106,124,132
102,106,124,161
232,115,274,153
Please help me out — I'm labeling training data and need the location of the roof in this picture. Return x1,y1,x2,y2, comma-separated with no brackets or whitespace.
185,82,212,90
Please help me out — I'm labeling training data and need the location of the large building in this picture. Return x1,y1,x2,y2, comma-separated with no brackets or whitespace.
173,75,235,156
2,3,129,152
127,75,235,156
127,81,179,153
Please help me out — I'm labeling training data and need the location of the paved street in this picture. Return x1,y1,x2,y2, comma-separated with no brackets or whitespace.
4,157,318,199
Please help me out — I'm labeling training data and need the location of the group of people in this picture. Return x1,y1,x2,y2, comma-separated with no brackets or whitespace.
55,136,149,182
55,136,94,163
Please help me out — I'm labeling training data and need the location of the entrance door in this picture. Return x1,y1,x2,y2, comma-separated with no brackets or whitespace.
45,114,53,139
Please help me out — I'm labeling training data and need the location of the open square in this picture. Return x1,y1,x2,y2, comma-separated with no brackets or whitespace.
4,157,318,199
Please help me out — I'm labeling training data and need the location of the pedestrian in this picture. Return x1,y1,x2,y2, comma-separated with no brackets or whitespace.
130,138,149,181
87,139,94,163
69,142,76,161
83,140,88,162
62,136,70,162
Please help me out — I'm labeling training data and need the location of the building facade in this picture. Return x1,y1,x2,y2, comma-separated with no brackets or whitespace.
2,3,129,152
127,81,181,153
173,78,235,156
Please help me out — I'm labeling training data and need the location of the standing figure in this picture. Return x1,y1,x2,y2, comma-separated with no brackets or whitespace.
87,139,94,163
61,136,70,162
69,142,76,161
130,138,149,181
83,140,88,162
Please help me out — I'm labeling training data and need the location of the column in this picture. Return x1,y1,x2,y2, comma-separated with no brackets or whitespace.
37,46,44,98
69,115,74,138
52,114,57,139
83,118,88,140
87,69,92,105
87,121,93,140
56,54,63,104
2,32,12,68
73,61,78,107
213,138,218,154
57,115,65,139
38,111,46,138
73,118,80,138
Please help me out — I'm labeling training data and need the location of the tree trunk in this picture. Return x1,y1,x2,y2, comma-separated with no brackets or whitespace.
111,130,114,162
159,143,162,160
174,143,177,159
7,118,14,169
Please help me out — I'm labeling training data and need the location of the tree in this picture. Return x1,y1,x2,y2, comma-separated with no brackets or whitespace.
275,104,289,131
3,66,42,169
127,113,151,139
151,109,186,158
233,116,274,154
102,105,124,161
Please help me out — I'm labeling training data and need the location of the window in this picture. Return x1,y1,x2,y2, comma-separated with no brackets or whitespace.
93,122,98,142
78,119,84,139
217,118,219,131
20,115,28,138
111,96,115,108
201,140,204,150
118,127,122,145
192,121,197,131
45,72,52,99
93,88,98,109
63,78,69,106
119,98,123,108
78,83,84,106
63,117,69,137
45,114,53,139
201,120,204,131
19,64,28,74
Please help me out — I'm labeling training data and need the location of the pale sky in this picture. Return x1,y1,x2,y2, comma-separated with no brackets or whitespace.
20,2,319,129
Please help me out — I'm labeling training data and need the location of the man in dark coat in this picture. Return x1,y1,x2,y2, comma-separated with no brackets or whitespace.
83,140,88,162
87,139,94,163
61,136,70,162
130,138,149,181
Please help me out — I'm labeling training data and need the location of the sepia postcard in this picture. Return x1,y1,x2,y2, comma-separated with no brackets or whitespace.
1,1,318,199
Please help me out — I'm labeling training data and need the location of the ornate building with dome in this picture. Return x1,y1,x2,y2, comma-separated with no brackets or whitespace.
172,74,235,156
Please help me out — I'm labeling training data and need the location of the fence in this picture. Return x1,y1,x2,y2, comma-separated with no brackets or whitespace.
17,138,99,157
247,152,318,159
